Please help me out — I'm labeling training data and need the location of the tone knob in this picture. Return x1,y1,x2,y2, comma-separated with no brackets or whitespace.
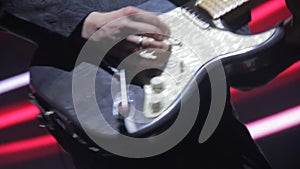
150,76,165,93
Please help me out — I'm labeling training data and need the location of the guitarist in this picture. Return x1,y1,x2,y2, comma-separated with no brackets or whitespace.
0,0,298,168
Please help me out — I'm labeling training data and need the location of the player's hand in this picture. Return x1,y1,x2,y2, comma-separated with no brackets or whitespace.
82,6,170,49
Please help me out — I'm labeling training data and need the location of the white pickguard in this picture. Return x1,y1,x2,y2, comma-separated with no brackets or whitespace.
142,7,275,118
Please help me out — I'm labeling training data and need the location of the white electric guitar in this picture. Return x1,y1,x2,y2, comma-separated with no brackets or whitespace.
116,0,284,135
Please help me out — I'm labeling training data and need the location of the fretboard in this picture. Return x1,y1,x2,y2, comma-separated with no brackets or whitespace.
196,0,249,19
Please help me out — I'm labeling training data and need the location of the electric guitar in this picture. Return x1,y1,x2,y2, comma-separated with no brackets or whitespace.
113,1,284,135
29,0,285,147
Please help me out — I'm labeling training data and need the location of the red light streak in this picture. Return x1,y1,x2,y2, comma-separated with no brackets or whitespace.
246,105,300,140
249,0,292,34
231,61,300,104
0,101,40,129
0,135,58,166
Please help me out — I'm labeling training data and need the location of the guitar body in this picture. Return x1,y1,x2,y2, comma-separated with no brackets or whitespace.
121,7,284,135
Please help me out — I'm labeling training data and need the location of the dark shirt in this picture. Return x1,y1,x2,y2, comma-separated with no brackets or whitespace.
1,0,177,37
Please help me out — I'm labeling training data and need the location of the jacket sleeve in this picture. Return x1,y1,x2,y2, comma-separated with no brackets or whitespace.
2,0,96,37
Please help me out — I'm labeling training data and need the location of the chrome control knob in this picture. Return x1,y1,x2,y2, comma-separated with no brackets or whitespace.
150,76,165,93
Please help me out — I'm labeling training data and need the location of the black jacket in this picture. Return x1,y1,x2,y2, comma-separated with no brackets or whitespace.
1,0,149,36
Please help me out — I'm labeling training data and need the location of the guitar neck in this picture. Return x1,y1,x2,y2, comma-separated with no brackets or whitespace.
196,0,249,19
196,0,265,19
